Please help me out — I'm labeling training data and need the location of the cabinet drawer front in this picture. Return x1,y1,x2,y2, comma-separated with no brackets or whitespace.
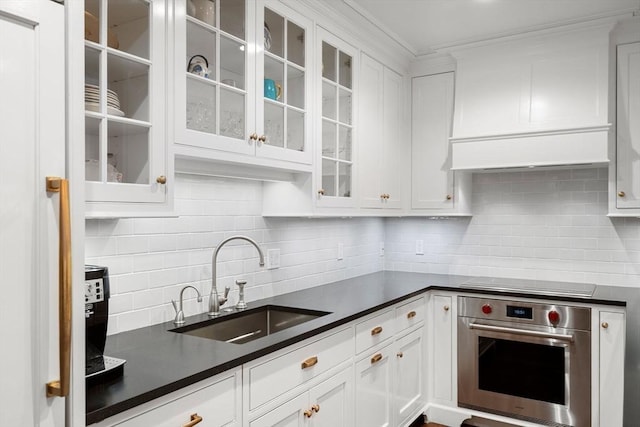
110,371,239,427
395,297,425,332
355,309,395,354
247,327,353,411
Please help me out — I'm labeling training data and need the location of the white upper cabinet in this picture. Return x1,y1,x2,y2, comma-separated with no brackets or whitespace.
410,72,470,215
450,25,612,171
358,54,404,210
84,0,172,217
174,0,313,175
611,41,640,214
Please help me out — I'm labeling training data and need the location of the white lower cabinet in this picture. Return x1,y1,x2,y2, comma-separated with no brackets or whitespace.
597,310,625,427
355,343,394,427
93,368,242,427
249,367,353,427
430,294,454,405
394,328,426,427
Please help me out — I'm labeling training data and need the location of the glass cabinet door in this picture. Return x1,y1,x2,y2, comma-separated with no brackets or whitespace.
256,2,312,164
84,0,167,204
317,28,356,206
177,0,251,154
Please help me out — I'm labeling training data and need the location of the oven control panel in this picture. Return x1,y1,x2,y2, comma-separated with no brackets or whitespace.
86,278,105,304
458,296,591,330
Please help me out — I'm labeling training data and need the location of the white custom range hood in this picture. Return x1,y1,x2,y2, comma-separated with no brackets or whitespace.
450,24,613,171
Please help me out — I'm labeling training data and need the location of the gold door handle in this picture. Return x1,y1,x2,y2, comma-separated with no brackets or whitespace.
249,133,258,142
446,194,452,200
258,135,267,143
312,404,320,413
301,356,318,369
304,409,313,418
371,353,383,364
397,352,403,358
156,175,167,184
371,326,383,335
318,189,325,196
618,191,626,198
407,311,417,319
183,413,203,427
602,322,609,329
444,305,450,311
45,177,72,398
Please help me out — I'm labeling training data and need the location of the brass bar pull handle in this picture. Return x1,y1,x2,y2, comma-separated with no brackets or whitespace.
183,413,203,427
45,177,72,398
301,356,318,369
371,326,383,336
312,404,320,413
371,353,383,364
407,311,417,319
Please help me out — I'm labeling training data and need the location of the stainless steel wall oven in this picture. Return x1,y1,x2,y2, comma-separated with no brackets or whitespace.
458,296,592,427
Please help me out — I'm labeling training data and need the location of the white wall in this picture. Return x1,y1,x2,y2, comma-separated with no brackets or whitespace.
386,168,640,287
85,174,385,334
87,167,640,334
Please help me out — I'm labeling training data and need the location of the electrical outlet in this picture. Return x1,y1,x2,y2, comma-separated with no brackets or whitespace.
416,240,424,255
379,241,385,257
267,248,280,269
337,243,344,260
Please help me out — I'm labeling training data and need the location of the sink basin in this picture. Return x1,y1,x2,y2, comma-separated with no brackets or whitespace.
171,305,330,345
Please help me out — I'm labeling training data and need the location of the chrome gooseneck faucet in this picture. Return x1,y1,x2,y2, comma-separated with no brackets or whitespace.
209,235,265,317
171,285,203,325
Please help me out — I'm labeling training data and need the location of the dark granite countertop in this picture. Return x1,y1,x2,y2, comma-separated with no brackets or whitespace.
86,271,633,424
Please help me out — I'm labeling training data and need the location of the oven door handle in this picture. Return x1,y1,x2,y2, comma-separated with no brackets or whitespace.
469,323,574,342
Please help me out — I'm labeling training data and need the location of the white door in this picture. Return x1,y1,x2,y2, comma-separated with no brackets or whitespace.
309,367,353,427
249,393,308,427
394,328,426,427
0,1,67,425
355,344,393,427
432,295,454,404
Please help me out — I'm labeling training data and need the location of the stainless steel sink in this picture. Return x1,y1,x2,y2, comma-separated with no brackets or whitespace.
171,305,330,344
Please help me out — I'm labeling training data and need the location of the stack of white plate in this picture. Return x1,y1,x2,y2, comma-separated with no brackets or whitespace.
85,84,125,117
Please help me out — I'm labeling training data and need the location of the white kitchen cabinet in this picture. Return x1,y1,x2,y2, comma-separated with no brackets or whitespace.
410,72,471,215
358,54,405,210
249,367,353,427
92,368,242,427
429,294,455,405
611,41,640,214
597,310,625,427
355,343,394,427
174,0,313,176
393,327,426,427
84,0,173,217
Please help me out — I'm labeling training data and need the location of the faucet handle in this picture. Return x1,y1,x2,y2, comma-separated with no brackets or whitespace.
223,286,231,298
171,299,178,314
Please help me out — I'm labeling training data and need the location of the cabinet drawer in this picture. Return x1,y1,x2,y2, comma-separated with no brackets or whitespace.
247,326,353,411
100,370,240,427
355,309,395,354
396,297,425,332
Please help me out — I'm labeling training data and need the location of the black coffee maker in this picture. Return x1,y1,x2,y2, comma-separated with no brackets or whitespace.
85,265,125,383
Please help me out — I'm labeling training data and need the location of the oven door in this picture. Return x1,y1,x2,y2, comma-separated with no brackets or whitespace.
458,317,591,427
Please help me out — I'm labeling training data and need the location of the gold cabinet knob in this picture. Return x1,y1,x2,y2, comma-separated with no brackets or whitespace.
318,189,325,196
380,194,385,200
386,194,390,199
371,326,383,336
311,404,320,413
258,135,267,143
397,352,403,358
446,194,452,200
371,353,383,364
444,305,450,311
249,133,258,141
303,409,313,418
618,191,626,198
407,310,417,319
301,356,318,369
183,413,203,427
602,322,609,329
156,175,167,184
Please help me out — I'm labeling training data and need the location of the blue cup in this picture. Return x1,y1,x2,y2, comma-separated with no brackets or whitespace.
264,79,281,100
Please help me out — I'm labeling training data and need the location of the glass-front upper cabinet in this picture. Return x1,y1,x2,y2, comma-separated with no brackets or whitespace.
316,28,357,208
174,0,312,165
84,0,169,215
